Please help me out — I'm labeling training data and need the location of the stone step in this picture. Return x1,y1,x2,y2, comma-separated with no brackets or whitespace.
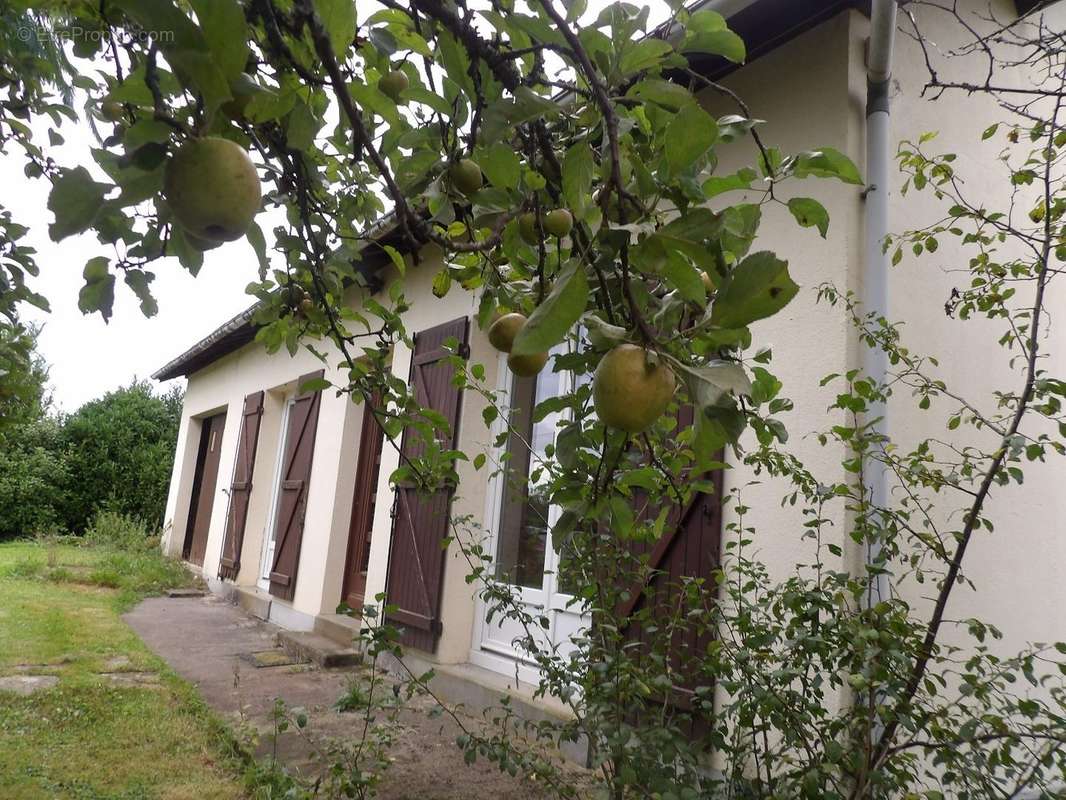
165,587,205,598
234,586,272,620
313,613,362,648
276,629,361,669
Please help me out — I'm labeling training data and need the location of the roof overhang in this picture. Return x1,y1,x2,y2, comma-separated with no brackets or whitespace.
152,215,405,381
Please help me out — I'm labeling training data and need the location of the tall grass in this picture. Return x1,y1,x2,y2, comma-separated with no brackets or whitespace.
1,511,197,610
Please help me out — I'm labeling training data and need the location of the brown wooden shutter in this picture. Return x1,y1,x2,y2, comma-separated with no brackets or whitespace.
218,391,265,581
268,370,325,601
385,317,469,652
618,405,724,727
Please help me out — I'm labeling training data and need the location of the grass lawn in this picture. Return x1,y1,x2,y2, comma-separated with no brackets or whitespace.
0,540,247,799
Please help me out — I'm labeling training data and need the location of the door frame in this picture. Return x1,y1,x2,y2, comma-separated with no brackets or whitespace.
469,347,589,682
340,398,386,612
182,410,227,567
258,395,296,591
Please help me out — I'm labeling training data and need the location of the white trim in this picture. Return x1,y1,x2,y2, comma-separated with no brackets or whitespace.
258,395,296,591
469,346,590,678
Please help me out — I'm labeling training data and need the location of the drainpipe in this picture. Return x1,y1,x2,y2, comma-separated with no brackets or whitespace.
864,0,896,608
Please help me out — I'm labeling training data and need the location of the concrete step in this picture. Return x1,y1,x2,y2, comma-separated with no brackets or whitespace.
276,629,361,669
165,588,205,598
234,586,272,620
313,613,361,648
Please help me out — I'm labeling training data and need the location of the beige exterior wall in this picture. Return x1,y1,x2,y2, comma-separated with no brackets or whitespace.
705,2,1066,664
160,318,372,622
160,2,1066,694
883,0,1066,655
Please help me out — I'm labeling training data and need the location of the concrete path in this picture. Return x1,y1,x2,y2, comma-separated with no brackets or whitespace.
124,594,575,799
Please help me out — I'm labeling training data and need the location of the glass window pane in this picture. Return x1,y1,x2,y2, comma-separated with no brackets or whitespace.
494,353,567,589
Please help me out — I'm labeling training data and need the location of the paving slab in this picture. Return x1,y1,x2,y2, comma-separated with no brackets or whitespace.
123,593,586,798
0,675,59,695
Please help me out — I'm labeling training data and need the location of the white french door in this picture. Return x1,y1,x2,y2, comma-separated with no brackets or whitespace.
258,396,295,591
472,345,589,683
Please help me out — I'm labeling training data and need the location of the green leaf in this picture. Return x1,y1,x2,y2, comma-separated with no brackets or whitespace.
619,39,674,77
481,88,561,142
683,30,746,63
477,144,522,190
78,257,116,322
688,9,727,33
314,0,357,56
245,84,297,124
285,101,321,151
679,360,752,409
793,147,863,185
661,252,706,304
703,167,757,198
787,197,830,238
168,227,205,275
113,0,231,112
692,400,745,466
711,251,799,329
666,102,718,175
299,377,331,393
188,0,249,81
246,221,269,279
48,167,110,241
626,79,695,111
123,269,158,317
511,261,589,356
404,86,455,119
562,142,596,219
432,268,452,298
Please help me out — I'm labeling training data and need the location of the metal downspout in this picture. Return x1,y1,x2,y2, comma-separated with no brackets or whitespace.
864,0,897,608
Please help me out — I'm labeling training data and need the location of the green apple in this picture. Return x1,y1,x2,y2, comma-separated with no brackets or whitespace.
164,136,262,242
507,350,549,377
519,212,540,245
488,312,527,353
593,344,677,434
543,208,573,237
378,69,409,102
450,158,483,195
100,100,123,122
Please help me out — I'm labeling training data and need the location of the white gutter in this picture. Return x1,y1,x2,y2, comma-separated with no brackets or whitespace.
864,0,897,608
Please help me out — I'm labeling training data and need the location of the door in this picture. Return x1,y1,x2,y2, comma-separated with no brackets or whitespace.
183,411,227,567
258,397,294,592
384,317,469,653
341,397,386,612
262,371,325,601
617,405,724,733
219,391,265,581
473,345,587,681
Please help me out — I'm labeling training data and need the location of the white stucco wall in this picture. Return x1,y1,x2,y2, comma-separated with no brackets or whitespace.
160,318,371,619
704,2,1066,668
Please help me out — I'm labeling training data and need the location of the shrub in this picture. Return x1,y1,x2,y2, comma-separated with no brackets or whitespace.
83,511,155,552
0,418,69,540
61,380,182,533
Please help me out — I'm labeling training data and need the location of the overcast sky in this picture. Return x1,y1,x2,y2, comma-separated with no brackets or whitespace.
4,0,671,412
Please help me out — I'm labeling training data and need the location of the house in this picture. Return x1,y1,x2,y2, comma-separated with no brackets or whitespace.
155,0,1066,725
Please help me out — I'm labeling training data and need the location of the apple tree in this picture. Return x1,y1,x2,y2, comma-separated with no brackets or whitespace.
4,1,1066,797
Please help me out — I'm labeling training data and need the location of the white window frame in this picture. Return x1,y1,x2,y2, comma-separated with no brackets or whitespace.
470,343,591,682
258,395,297,591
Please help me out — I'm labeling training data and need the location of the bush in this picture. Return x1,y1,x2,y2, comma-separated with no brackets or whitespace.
84,511,155,552
61,381,182,533
0,418,70,539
